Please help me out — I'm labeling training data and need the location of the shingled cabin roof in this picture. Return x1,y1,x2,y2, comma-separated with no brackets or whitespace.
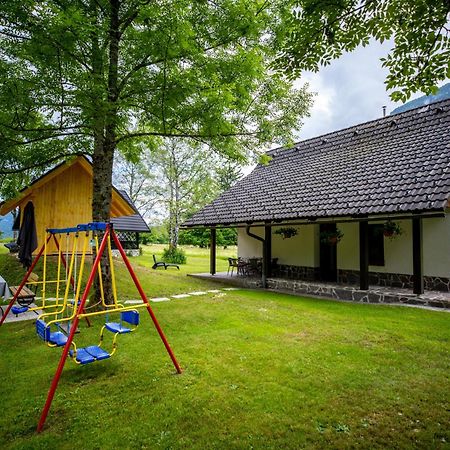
184,99,450,227
111,190,150,233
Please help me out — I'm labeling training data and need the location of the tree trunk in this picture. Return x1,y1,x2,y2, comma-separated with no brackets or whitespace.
91,0,120,305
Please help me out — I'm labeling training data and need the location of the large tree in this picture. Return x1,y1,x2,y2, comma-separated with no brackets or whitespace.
0,0,312,218
0,0,311,301
274,0,450,101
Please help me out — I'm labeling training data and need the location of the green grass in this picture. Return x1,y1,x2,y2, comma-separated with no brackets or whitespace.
0,246,449,449
0,243,236,301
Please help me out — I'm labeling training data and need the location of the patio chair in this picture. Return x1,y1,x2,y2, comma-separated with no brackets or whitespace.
227,258,239,276
152,255,180,270
237,258,250,276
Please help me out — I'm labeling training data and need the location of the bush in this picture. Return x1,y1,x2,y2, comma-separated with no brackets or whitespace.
162,247,187,264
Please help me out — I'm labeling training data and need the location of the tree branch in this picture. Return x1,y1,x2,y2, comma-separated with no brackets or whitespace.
0,152,90,175
116,129,258,144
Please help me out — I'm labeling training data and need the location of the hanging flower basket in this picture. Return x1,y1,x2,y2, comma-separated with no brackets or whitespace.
383,221,402,238
274,227,298,240
320,228,344,245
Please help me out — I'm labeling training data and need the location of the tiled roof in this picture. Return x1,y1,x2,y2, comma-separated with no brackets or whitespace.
111,214,150,232
184,99,450,226
111,190,150,232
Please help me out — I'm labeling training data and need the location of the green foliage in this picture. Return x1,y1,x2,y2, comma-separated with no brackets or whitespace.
274,226,298,239
179,228,237,248
383,220,403,238
0,1,313,179
275,0,450,101
162,246,187,264
144,227,169,244
320,228,344,245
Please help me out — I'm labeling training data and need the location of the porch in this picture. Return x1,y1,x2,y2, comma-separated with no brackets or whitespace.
188,272,450,310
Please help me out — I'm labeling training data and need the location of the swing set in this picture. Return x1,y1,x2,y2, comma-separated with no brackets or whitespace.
0,222,182,433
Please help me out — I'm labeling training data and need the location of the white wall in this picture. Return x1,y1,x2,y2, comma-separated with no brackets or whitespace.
238,224,318,266
337,215,450,277
423,214,450,277
238,227,263,258
237,215,450,277
272,224,318,266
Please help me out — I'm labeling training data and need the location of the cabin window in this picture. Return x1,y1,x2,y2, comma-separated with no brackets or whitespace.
368,224,384,266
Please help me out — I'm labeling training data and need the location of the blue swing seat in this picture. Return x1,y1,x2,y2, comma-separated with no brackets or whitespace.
49,331,68,347
105,310,139,334
69,346,110,364
105,322,131,334
12,305,29,315
36,320,68,347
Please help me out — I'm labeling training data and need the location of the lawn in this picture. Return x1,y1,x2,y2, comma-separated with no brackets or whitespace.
0,245,449,449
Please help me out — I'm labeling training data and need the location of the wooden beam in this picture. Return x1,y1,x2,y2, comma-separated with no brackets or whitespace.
359,221,369,290
210,227,216,275
264,225,272,279
412,217,424,295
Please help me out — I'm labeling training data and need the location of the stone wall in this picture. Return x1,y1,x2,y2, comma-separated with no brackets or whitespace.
265,278,450,308
338,269,450,292
275,264,319,281
269,264,450,292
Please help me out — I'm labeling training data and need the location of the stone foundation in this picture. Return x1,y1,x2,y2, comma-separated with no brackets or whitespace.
265,278,450,309
338,269,450,292
276,264,319,281
268,264,450,293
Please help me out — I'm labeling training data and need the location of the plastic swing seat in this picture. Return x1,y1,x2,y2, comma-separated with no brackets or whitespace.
36,319,69,347
11,305,29,315
69,346,110,364
105,310,139,334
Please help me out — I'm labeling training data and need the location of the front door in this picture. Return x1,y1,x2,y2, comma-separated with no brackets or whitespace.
319,224,337,282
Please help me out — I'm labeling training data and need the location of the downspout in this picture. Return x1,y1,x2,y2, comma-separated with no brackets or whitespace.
245,225,267,288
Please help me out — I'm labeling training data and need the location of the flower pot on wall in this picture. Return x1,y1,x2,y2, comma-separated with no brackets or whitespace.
274,227,298,240
319,228,344,245
383,221,402,239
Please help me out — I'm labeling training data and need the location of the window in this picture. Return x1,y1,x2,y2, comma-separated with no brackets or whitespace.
368,224,384,266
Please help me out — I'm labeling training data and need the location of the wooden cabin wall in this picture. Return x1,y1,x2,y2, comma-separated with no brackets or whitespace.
20,162,94,254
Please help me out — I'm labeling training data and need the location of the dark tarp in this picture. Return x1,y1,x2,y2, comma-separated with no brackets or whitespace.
12,210,21,231
17,202,38,268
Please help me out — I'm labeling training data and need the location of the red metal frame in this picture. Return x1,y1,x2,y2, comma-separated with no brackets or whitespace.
0,234,52,327
36,224,181,432
111,230,182,374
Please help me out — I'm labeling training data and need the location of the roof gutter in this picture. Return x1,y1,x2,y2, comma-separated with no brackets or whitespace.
182,211,446,230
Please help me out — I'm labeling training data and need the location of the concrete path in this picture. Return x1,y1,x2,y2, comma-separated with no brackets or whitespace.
1,287,242,323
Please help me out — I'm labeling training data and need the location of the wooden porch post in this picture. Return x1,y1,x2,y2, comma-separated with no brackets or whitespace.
359,221,369,290
264,225,272,279
210,227,216,275
412,217,424,295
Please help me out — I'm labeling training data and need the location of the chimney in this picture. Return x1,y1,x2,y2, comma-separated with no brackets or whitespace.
382,105,387,117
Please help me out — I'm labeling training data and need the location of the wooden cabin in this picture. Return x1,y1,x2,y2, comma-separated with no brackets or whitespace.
0,156,149,254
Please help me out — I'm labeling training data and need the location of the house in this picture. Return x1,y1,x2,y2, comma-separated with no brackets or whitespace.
0,156,149,255
184,99,450,296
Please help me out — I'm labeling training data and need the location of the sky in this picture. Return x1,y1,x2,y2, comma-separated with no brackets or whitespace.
295,39,446,141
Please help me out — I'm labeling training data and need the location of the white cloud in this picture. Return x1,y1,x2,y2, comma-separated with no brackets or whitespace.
296,39,449,140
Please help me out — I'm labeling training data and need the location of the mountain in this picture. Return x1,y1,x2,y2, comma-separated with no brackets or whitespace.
0,213,14,238
391,83,450,115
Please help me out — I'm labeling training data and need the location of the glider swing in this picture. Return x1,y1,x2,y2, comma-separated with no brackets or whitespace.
0,222,182,433
2,227,91,325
